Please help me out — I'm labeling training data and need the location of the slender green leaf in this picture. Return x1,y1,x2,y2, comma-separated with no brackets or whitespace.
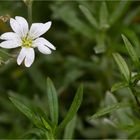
79,5,98,29
47,78,58,126
41,117,52,131
94,32,106,53
122,29,140,56
89,102,130,120
9,96,42,128
131,72,140,86
9,96,34,120
99,2,109,29
51,4,94,39
20,128,45,139
57,84,83,132
122,34,139,67
109,0,130,26
63,115,77,139
113,53,130,82
111,82,128,92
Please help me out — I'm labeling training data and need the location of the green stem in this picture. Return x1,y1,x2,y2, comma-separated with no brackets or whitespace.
46,131,55,140
27,0,33,26
130,87,140,112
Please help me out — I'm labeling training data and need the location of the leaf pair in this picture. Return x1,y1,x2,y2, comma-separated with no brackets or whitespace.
79,2,109,30
112,34,140,92
79,1,130,30
9,78,83,139
89,92,131,121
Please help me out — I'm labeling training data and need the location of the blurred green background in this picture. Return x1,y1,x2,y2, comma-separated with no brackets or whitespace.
0,0,140,139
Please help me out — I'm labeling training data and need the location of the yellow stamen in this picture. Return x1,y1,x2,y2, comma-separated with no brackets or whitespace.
22,38,32,48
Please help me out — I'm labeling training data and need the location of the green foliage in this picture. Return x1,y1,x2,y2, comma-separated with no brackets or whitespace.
9,78,83,139
89,102,130,120
122,34,139,68
63,115,77,139
1,0,140,139
47,78,59,127
113,53,130,82
99,2,109,30
111,82,128,92
57,84,83,133
9,95,43,129
111,32,140,139
109,0,130,26
79,5,98,29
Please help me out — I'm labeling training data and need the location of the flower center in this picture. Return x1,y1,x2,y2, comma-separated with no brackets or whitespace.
22,38,32,48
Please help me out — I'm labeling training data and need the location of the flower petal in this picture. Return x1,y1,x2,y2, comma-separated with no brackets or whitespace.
44,21,52,32
37,45,52,54
29,21,52,39
0,40,21,49
17,47,27,65
32,37,55,50
15,16,29,37
0,32,21,41
24,48,35,67
10,18,23,37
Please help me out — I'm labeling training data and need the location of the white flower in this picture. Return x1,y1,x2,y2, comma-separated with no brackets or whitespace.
0,16,55,67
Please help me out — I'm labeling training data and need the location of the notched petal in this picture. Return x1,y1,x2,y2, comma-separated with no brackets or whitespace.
32,37,56,50
0,40,21,49
0,32,21,41
29,21,52,39
38,45,52,54
15,16,29,37
17,47,26,65
24,48,35,67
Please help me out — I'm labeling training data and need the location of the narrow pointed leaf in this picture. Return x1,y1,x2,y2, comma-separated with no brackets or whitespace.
113,53,130,82
9,96,33,119
63,115,77,139
57,84,83,132
20,128,45,138
99,2,109,29
79,5,98,29
89,102,130,120
122,34,139,67
111,82,128,92
9,96,42,128
109,0,130,25
52,5,94,39
41,117,52,131
131,73,140,86
47,78,58,126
